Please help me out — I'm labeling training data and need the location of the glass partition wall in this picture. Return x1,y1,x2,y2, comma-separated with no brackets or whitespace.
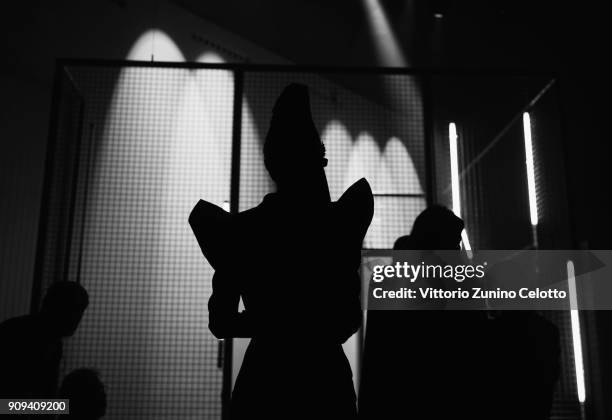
35,62,572,419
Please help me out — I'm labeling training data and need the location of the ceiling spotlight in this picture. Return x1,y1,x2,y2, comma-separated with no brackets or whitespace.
362,0,407,67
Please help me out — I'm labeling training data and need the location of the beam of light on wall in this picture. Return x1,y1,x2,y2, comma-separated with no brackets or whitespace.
237,98,268,212
362,0,407,67
384,137,424,196
449,123,472,254
196,52,226,64
347,133,380,193
126,29,185,62
522,112,538,226
322,120,352,201
80,32,237,415
567,260,586,404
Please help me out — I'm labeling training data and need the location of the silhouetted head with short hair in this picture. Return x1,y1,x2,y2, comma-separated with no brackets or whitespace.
393,234,417,250
40,281,89,338
264,84,330,202
59,368,106,420
410,205,464,250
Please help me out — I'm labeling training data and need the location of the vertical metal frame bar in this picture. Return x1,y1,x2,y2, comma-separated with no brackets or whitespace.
554,78,577,249
224,68,244,419
61,100,86,283
30,62,65,314
74,123,97,284
423,73,436,206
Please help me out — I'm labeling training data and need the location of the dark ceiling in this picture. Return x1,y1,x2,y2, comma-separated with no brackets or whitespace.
173,0,373,66
171,0,605,73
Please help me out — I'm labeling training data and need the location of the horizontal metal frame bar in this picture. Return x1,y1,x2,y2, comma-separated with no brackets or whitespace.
57,58,558,78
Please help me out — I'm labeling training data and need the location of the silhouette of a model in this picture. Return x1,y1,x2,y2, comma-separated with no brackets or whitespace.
58,368,107,420
486,262,561,420
359,206,490,420
0,281,89,399
190,84,373,419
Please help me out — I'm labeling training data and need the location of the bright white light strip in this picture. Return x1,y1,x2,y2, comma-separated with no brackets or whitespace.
449,123,461,217
449,123,472,256
567,260,586,403
461,230,472,251
523,113,538,226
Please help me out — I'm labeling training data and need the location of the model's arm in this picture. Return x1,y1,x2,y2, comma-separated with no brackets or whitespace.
208,270,252,339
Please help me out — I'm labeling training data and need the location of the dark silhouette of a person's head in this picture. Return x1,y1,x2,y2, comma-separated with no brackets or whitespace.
59,368,106,420
264,84,329,201
410,205,464,250
40,281,89,338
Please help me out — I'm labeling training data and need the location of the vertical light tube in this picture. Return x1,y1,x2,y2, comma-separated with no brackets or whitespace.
449,122,472,253
523,113,538,226
449,123,461,217
567,260,586,404
460,230,472,252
